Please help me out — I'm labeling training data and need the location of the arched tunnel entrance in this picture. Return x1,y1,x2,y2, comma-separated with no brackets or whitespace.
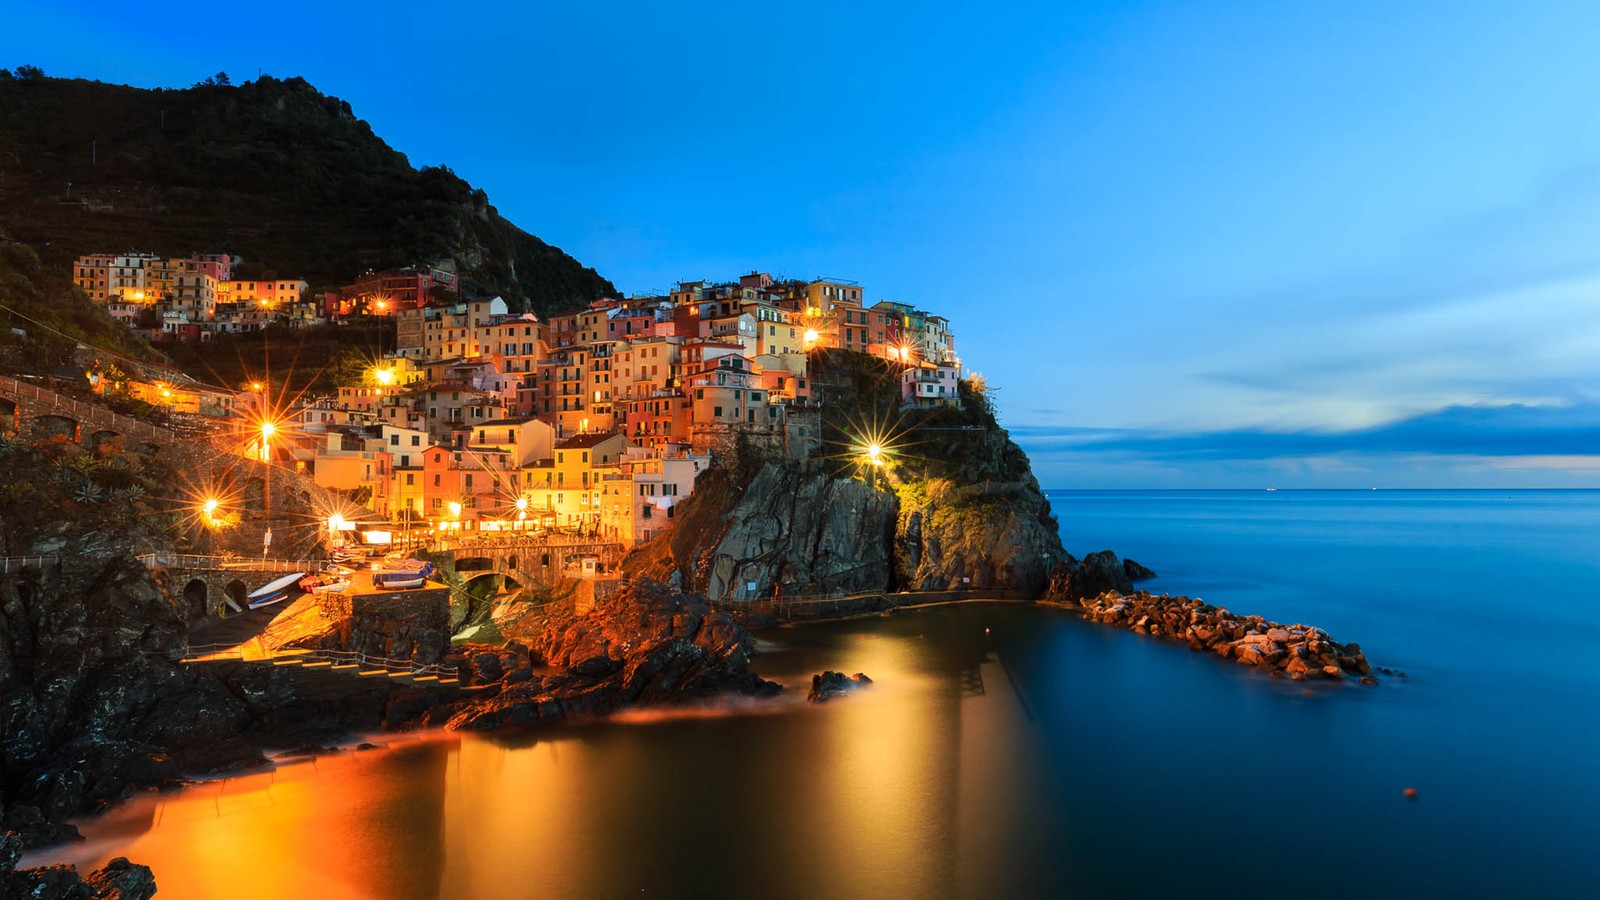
183,578,208,620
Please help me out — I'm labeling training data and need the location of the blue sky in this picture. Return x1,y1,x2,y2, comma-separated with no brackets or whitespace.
8,1,1600,487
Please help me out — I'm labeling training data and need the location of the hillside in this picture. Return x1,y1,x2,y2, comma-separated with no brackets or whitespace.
0,69,616,315
0,233,160,371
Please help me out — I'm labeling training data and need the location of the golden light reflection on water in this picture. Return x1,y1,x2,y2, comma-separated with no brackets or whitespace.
28,611,1050,900
30,740,453,900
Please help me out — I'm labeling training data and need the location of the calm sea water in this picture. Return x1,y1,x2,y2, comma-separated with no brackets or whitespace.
28,490,1600,899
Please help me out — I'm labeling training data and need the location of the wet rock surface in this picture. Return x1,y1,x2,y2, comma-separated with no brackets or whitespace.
435,579,780,731
1,827,155,899
807,670,872,703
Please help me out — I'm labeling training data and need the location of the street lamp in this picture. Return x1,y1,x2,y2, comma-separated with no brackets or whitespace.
259,419,276,463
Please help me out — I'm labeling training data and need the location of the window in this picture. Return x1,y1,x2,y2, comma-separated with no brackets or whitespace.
389,434,399,446
405,473,414,486
714,406,723,418
433,475,441,486
582,451,589,462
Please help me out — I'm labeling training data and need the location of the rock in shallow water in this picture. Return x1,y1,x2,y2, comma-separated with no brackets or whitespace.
807,670,873,703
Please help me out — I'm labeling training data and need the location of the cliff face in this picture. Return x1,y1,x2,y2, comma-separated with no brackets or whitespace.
895,478,1061,592
625,352,1067,599
629,465,898,599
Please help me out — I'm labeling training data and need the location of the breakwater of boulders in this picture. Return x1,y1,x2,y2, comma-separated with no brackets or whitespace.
1042,550,1393,683
1069,590,1382,682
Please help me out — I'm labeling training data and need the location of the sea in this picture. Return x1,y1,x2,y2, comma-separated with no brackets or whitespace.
24,490,1600,899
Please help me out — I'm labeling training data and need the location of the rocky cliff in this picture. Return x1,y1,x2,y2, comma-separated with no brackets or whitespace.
625,351,1068,599
437,580,776,731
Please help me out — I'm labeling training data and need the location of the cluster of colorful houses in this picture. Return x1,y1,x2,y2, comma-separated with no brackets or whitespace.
71,251,457,342
74,258,963,548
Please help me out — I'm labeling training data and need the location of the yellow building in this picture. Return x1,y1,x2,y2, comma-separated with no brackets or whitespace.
519,432,631,530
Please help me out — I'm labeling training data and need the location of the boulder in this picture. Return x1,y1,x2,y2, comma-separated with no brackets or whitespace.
807,671,873,703
1123,559,1157,581
84,857,158,899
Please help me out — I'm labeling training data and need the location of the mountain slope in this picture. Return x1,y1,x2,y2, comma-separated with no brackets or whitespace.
0,70,616,314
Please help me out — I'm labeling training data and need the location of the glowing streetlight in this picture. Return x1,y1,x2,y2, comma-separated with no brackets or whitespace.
448,501,462,518
373,367,394,386
259,419,277,462
201,497,223,530
515,496,529,512
866,443,883,466
250,382,263,392
803,329,819,348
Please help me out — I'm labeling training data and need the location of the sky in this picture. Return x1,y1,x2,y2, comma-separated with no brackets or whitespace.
7,1,1600,487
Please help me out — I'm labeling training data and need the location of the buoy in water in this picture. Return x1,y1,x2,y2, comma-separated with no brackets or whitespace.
1404,787,1418,800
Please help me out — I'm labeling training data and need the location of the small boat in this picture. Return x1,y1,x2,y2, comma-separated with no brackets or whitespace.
247,572,306,609
372,574,426,590
372,560,436,590
304,577,350,594
323,563,355,576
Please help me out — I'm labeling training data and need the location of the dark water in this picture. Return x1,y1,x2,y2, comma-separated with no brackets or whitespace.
28,490,1600,898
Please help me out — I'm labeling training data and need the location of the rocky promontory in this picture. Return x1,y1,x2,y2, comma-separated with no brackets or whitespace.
433,580,779,731
625,350,1068,601
1044,552,1378,682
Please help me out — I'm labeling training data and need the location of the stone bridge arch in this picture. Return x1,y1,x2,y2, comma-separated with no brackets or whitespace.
88,429,124,456
30,413,79,442
0,398,16,434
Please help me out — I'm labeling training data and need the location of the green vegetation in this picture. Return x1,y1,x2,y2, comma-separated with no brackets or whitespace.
810,349,1035,484
161,320,393,395
0,236,160,371
0,433,177,554
0,73,616,315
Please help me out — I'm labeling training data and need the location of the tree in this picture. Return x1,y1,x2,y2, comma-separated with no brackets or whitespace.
15,65,43,80
214,71,231,86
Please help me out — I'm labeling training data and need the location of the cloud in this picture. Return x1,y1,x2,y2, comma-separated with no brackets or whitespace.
1013,400,1600,462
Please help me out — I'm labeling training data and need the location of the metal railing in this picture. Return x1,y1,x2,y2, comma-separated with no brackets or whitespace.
0,374,173,442
1,555,60,573
136,553,314,573
178,642,461,682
